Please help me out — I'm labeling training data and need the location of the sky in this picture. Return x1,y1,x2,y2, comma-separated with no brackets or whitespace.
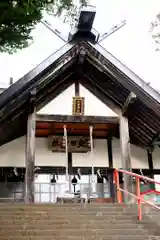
0,0,160,92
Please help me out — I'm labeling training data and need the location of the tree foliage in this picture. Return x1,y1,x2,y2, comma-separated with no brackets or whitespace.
0,0,87,54
151,13,160,51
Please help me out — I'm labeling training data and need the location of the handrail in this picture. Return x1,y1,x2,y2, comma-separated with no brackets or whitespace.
117,169,160,185
118,188,160,210
113,169,160,220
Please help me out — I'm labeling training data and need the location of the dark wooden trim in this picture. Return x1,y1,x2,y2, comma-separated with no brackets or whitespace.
122,92,137,116
107,131,113,168
75,81,80,96
68,152,72,192
68,152,72,174
36,114,119,124
147,150,154,179
1,167,160,176
36,134,107,139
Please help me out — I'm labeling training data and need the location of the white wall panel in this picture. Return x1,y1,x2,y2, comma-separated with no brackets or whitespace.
0,137,150,169
0,137,25,167
112,138,148,169
0,137,66,167
35,138,66,166
112,139,122,168
72,139,109,167
130,143,148,169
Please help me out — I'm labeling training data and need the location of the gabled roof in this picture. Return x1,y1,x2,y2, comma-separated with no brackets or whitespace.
0,40,160,148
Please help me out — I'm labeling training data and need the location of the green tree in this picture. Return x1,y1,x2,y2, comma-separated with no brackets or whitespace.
0,0,87,54
151,13,160,51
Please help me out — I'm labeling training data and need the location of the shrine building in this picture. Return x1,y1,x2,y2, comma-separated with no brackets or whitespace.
0,6,160,203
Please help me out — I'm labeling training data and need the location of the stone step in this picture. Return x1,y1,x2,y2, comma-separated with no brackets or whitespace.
0,223,147,230
0,204,130,209
0,213,138,217
0,219,141,224
0,215,139,221
0,209,132,212
2,213,159,219
0,208,136,213
0,221,158,230
0,203,124,206
0,236,155,240
0,211,138,215
0,203,158,239
0,208,130,213
0,208,129,212
0,204,126,208
0,207,129,211
0,229,150,237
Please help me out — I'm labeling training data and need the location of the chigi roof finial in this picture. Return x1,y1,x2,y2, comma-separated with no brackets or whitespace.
41,5,126,45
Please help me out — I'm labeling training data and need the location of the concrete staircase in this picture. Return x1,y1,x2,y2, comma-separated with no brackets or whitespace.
0,203,159,240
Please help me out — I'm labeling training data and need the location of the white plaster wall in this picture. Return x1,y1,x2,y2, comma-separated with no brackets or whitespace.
112,138,148,169
0,136,26,167
38,84,117,117
35,138,66,166
152,148,160,169
130,143,148,169
112,138,121,168
0,137,66,167
0,137,150,169
72,139,109,167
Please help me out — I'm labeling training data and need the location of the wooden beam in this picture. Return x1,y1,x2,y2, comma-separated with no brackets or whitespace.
25,89,36,203
122,92,136,116
119,113,132,203
75,81,80,96
36,114,119,124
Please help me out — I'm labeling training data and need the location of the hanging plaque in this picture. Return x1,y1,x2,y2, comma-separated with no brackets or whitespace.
72,97,85,116
49,136,91,153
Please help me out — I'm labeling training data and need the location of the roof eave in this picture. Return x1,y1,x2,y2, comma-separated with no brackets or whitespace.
86,42,160,116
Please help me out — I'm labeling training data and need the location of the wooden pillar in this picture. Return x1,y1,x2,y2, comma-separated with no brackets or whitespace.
107,131,113,168
25,90,36,203
68,152,72,193
68,152,72,175
119,114,132,203
147,150,154,179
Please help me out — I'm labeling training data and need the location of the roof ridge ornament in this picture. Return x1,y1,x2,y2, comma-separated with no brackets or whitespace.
78,44,87,64
41,6,126,45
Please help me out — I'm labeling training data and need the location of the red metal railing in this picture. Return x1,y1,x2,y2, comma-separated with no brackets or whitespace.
113,169,160,220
